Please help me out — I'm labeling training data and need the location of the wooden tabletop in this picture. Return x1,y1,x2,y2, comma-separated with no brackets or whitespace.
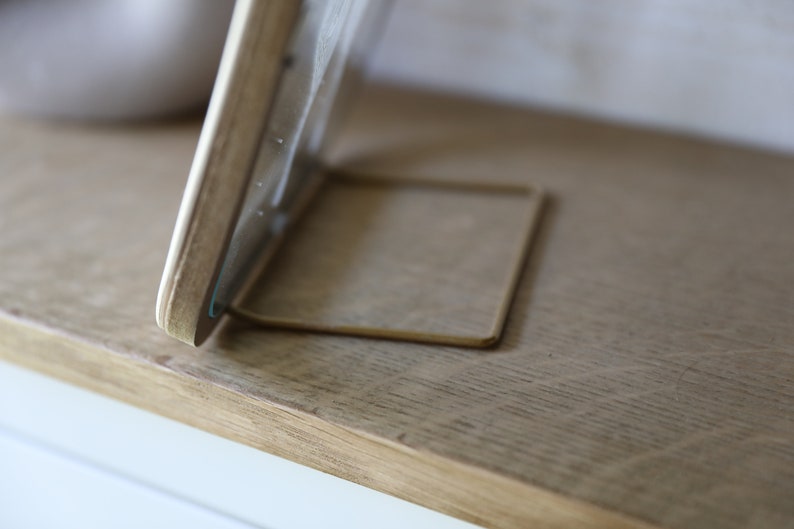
1,85,793,529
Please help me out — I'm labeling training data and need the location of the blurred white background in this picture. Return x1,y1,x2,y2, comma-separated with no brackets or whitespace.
1,0,791,152
0,0,234,119
373,0,794,153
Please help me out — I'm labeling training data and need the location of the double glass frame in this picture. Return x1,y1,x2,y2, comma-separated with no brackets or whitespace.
157,0,543,348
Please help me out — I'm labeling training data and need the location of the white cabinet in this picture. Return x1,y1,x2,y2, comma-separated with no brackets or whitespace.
0,361,479,529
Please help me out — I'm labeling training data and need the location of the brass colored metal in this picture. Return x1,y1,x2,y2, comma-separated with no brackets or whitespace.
229,173,545,348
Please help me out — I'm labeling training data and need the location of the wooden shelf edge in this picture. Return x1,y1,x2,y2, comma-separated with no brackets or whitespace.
0,313,659,529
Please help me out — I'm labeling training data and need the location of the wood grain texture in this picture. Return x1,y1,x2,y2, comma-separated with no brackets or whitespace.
1,85,794,529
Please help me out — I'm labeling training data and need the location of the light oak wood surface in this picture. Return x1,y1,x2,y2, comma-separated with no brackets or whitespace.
1,85,793,529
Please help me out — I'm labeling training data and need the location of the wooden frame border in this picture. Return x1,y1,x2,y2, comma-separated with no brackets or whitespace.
156,0,302,346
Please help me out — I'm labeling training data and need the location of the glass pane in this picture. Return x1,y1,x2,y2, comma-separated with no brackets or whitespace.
209,0,389,318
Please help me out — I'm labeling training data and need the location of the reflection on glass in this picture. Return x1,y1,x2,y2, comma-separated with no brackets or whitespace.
210,0,389,317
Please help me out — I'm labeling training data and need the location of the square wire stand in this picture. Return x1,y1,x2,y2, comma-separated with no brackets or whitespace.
229,173,544,347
